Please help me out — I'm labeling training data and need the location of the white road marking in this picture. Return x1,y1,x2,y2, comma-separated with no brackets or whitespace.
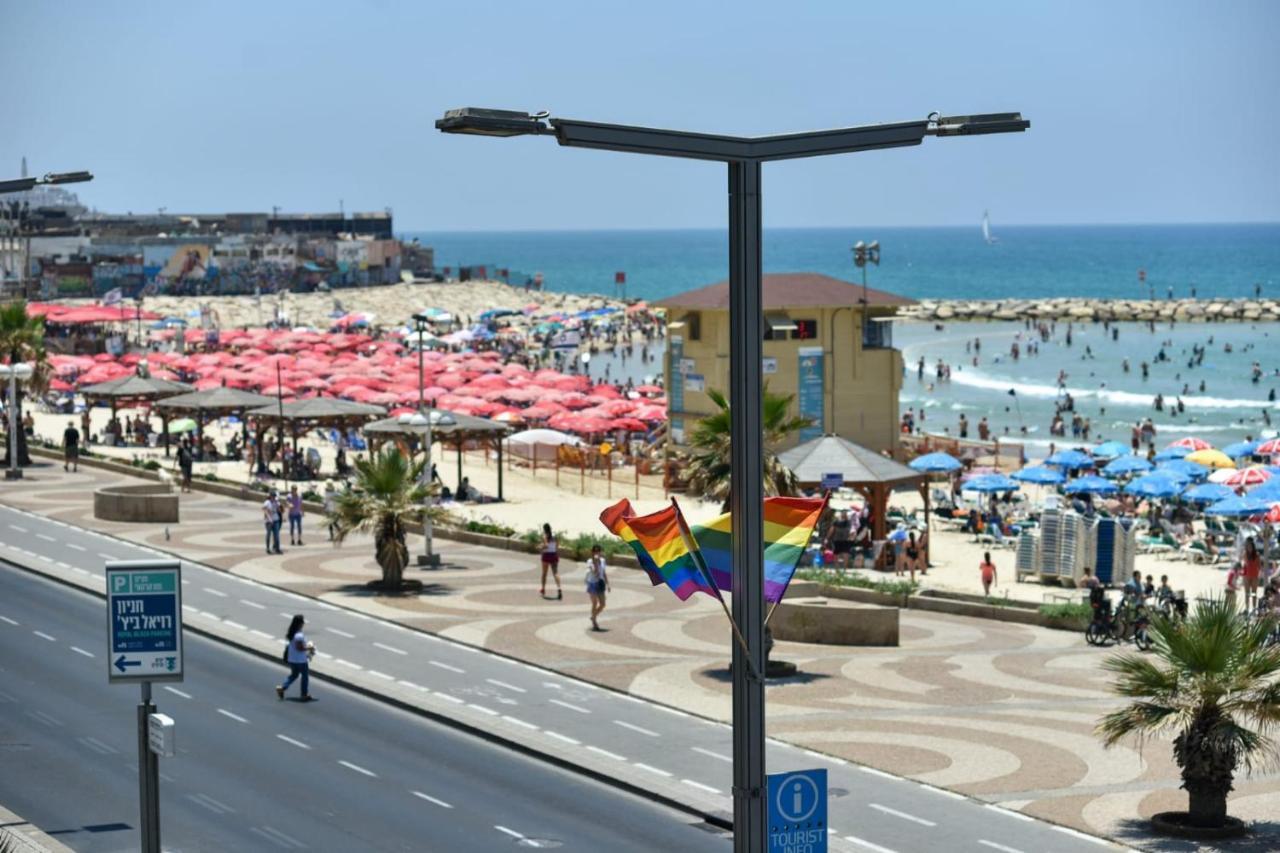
979,841,1027,853
78,736,117,754
844,835,898,853
494,826,524,840
543,730,580,746
542,681,563,690
918,783,966,801
29,710,62,727
223,620,248,631
192,793,234,814
338,760,377,777
372,642,407,655
860,766,899,781
586,746,626,761
70,646,94,658
276,735,311,750
217,709,249,724
486,678,526,693
239,599,266,610
468,703,499,716
0,616,17,626
682,779,721,795
614,720,658,737
35,533,56,542
202,587,228,597
549,698,589,714
164,686,192,699
397,680,425,690
692,747,732,763
279,612,294,619
33,631,56,642
428,660,464,673
250,825,303,849
325,627,356,638
252,629,274,639
334,658,362,670
412,791,453,808
434,692,464,704
367,670,395,681
633,762,673,777
1052,825,1112,846
9,525,27,533
99,553,117,561
984,804,1034,822
66,543,86,551
502,715,538,730
868,803,936,827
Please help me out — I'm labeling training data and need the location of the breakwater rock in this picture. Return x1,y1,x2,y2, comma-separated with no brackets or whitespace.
899,298,1280,324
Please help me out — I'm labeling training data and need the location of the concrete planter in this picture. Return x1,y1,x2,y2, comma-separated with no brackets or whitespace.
94,483,179,524
771,597,899,646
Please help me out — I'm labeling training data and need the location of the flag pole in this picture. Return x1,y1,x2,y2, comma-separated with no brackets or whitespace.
671,498,761,680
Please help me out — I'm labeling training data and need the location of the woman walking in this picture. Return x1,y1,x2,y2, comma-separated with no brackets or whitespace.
287,485,305,546
540,523,562,599
276,614,315,701
1242,537,1262,611
979,551,998,597
585,544,610,631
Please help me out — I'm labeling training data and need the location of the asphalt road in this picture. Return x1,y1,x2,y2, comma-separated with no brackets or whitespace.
0,562,732,852
0,501,1121,853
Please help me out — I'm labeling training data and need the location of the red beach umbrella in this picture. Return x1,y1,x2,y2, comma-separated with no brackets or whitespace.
1255,439,1280,456
1227,467,1273,488
1168,437,1212,451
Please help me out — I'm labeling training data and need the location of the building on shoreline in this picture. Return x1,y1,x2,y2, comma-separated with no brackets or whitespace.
657,273,912,454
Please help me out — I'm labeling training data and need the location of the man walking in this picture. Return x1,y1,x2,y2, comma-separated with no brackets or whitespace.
176,438,194,493
263,489,283,554
62,420,80,472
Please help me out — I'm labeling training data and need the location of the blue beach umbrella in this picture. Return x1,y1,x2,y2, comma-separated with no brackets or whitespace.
909,452,963,474
1247,479,1280,503
1091,441,1131,460
1222,440,1260,459
1011,465,1066,485
1045,449,1094,470
1204,495,1273,518
1153,446,1192,462
1183,482,1234,504
964,474,1021,493
1065,475,1119,495
1125,472,1186,499
1158,459,1210,482
1103,456,1153,477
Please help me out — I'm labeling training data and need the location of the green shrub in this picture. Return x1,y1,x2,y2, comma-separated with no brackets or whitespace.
567,532,630,560
463,519,517,537
141,460,162,471
201,472,219,482
301,490,322,503
1039,602,1092,622
520,529,544,547
796,568,917,597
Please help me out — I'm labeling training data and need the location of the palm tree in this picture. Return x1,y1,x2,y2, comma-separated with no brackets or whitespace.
1096,597,1280,830
684,387,812,511
328,447,449,589
0,301,47,467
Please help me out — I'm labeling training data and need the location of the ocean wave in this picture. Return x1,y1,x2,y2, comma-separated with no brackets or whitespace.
946,369,1278,411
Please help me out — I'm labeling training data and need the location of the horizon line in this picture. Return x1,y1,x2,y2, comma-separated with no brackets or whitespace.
399,220,1280,235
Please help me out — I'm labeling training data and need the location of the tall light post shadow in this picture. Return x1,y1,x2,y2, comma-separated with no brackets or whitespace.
436,107,1028,851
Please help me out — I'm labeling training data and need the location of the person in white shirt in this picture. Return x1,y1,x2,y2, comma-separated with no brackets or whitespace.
263,490,283,554
276,614,315,701
585,545,611,631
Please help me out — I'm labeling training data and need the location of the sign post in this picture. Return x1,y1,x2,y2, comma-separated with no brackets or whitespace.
767,768,827,853
107,560,183,853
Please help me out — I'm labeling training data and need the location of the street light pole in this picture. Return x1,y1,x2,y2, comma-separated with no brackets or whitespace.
436,106,1028,850
1,363,34,480
412,313,440,567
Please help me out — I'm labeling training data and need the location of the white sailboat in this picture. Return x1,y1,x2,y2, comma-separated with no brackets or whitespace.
982,210,998,244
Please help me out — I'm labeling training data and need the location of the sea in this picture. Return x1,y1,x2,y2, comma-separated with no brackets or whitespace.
403,224,1280,456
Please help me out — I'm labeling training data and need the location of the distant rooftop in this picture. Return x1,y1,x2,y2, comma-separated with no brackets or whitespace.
656,272,914,310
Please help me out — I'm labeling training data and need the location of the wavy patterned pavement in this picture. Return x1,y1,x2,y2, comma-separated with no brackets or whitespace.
5,462,1279,846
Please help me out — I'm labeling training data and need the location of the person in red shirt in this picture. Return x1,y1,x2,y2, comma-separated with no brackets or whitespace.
979,552,997,597
1242,537,1263,611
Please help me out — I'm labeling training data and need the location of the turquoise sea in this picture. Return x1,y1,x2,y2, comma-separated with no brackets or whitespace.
405,224,1279,302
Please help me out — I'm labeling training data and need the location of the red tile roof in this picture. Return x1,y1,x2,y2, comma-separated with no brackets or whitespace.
655,273,913,310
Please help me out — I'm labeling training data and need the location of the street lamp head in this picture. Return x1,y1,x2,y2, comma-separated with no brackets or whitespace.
41,171,93,186
927,112,1030,137
436,108,551,137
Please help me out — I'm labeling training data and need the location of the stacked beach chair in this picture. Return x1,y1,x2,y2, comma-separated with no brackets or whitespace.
1037,509,1090,583
1015,531,1040,582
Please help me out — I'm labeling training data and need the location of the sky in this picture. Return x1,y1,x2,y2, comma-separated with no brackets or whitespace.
3,1,1277,231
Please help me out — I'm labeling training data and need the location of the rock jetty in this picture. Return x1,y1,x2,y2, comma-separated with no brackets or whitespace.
899,298,1280,324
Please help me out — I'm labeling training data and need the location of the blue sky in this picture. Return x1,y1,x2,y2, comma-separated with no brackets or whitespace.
4,1,1277,230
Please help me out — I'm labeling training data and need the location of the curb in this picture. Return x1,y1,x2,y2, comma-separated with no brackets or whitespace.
0,803,75,853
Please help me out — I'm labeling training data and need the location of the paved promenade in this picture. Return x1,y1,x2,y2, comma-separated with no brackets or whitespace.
3,461,1278,848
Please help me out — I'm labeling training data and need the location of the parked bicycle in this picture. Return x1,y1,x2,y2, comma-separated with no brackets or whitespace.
1086,589,1152,651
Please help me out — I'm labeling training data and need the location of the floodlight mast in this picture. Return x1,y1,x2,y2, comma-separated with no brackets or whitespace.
436,106,1028,853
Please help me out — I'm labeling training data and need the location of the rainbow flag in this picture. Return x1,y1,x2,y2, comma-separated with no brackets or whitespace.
691,496,826,603
599,499,722,601
599,496,826,604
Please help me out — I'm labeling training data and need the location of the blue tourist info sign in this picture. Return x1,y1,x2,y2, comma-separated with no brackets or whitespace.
767,767,827,853
106,561,184,684
797,347,824,443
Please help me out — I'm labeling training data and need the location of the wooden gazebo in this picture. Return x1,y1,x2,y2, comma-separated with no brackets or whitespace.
778,434,929,560
364,410,511,501
246,397,386,478
154,387,277,452
79,375,195,456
